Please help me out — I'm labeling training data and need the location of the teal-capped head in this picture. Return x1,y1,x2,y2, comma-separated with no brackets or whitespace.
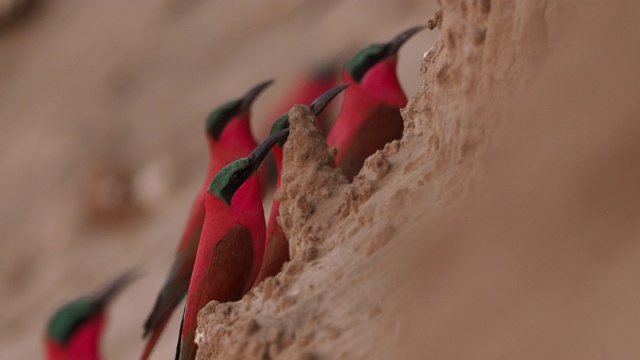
346,26,424,82
267,83,349,144
346,43,389,83
269,113,290,147
208,157,253,205
205,80,274,140
45,271,136,345
46,298,101,345
206,99,243,140
208,128,290,204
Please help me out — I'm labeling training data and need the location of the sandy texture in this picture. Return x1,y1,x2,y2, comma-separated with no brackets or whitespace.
195,0,640,359
0,2,435,359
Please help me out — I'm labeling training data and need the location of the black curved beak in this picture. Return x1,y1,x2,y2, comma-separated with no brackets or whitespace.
240,79,274,111
249,128,290,173
96,269,139,307
387,25,425,56
309,83,350,116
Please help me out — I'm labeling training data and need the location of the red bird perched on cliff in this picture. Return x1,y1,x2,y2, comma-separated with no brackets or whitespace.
45,271,136,360
176,129,290,360
253,83,350,288
327,26,424,181
140,80,272,360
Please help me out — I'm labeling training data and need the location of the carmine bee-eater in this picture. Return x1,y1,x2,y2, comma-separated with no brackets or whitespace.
327,26,424,181
140,80,272,360
45,271,137,360
253,84,350,288
176,129,290,360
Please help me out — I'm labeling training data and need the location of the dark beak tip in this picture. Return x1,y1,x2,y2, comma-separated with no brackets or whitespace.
398,25,426,39
309,83,351,116
242,79,275,109
389,25,426,54
255,78,275,90
249,128,290,169
98,269,140,304
260,78,275,89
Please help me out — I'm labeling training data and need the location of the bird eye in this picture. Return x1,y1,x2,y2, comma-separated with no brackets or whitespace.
231,171,242,181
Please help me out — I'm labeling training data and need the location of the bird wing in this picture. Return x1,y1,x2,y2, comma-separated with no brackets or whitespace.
202,224,254,303
337,103,404,181
177,224,254,360
254,219,288,287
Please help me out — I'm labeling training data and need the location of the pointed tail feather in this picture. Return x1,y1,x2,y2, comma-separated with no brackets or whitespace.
140,316,170,360
143,289,184,337
141,289,186,359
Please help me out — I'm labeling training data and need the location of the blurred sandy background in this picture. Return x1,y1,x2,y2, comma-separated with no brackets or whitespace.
0,1,437,359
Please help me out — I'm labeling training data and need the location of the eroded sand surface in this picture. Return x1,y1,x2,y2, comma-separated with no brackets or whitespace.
0,1,434,359
3,1,640,359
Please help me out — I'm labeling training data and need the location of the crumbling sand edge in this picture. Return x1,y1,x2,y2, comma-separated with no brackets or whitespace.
193,1,552,358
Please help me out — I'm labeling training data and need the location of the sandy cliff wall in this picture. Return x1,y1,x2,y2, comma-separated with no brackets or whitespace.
196,0,640,359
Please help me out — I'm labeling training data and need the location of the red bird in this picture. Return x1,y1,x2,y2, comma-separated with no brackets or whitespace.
45,271,136,360
176,129,290,360
141,80,272,360
327,26,424,181
253,84,350,288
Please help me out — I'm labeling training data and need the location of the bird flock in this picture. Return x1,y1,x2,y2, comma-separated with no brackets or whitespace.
44,25,424,360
